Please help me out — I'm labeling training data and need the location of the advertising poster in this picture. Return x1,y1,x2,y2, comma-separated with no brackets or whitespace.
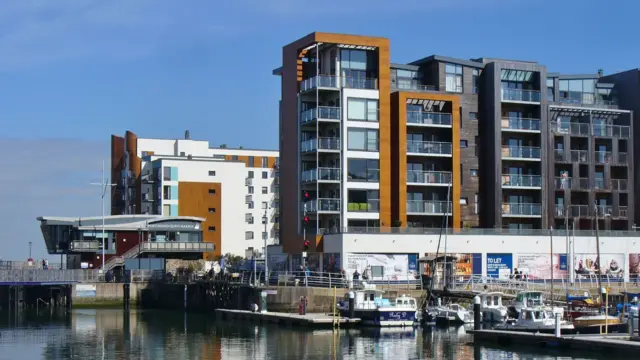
629,254,640,276
516,254,568,280
574,253,624,278
422,253,478,276
323,253,341,273
487,253,513,279
345,253,414,280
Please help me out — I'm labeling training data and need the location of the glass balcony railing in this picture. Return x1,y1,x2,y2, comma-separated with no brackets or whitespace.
595,205,613,216
501,174,542,188
569,150,588,163
300,106,341,124
406,200,452,215
342,77,378,90
300,75,339,92
501,146,541,159
550,122,590,136
501,89,541,102
558,98,618,109
501,118,541,131
592,124,631,138
392,82,438,92
571,205,590,217
407,111,453,127
407,141,453,156
307,198,341,212
593,178,609,190
347,200,380,212
611,179,628,191
406,170,452,185
301,167,341,183
502,203,542,216
300,137,340,152
594,151,612,163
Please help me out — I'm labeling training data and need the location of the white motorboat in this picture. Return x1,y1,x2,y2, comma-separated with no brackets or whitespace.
508,291,564,320
435,303,473,324
495,306,574,333
480,292,508,323
338,284,418,327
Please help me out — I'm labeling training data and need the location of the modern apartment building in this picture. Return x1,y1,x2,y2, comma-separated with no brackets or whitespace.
274,31,636,254
110,131,279,259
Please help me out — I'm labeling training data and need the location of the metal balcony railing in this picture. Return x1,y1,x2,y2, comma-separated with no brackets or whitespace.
347,200,380,212
569,150,589,163
300,137,341,152
501,88,541,102
550,122,590,136
392,82,438,92
611,179,628,191
307,198,341,212
407,111,453,127
554,177,573,189
300,106,341,124
245,177,253,186
407,200,452,215
300,75,339,92
501,174,542,188
407,141,453,155
594,151,612,163
501,146,541,159
69,241,101,251
502,203,542,216
301,167,341,183
571,205,590,217
501,118,541,131
595,205,613,217
406,170,452,185
592,124,631,138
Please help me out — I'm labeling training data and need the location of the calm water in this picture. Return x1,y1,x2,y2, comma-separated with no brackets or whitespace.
0,309,623,360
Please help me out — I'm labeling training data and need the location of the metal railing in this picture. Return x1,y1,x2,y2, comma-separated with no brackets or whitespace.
300,75,339,92
501,88,541,102
140,242,215,252
501,118,540,131
0,261,63,270
301,167,341,182
595,205,613,216
570,150,589,163
347,200,380,212
407,111,452,126
501,146,541,159
307,198,341,212
558,98,619,109
593,124,631,138
406,170,452,185
319,226,640,237
618,206,629,218
347,168,380,182
501,174,542,188
300,106,341,123
300,137,341,152
550,122,591,136
611,179,628,191
502,203,541,216
594,151,612,163
407,141,453,155
406,200,452,215
571,205,590,217
392,82,438,93
69,241,101,251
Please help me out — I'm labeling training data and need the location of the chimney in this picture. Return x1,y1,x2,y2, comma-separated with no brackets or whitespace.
597,69,604,77
185,130,190,140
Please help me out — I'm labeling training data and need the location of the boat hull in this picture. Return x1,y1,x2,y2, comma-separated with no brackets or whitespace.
341,309,417,327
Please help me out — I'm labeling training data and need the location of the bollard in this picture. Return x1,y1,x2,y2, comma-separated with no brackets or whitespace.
302,296,308,315
629,313,634,335
123,283,130,310
348,291,355,319
473,296,481,330
554,312,561,337
183,284,187,311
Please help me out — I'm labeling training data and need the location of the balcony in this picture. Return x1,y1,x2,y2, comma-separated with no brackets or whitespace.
611,179,628,191
406,200,452,215
501,174,542,189
569,150,589,163
301,167,341,183
307,198,341,213
69,240,101,252
593,124,631,138
502,203,542,217
245,177,253,186
407,141,453,157
300,106,341,124
301,137,341,153
342,77,378,90
617,206,629,218
501,118,541,132
140,242,215,253
550,122,590,136
142,193,154,202
245,195,253,203
392,82,438,92
407,111,452,127
618,152,628,164
406,170,452,186
300,75,339,92
595,205,613,217
593,178,609,190
501,89,541,103
594,151,612,163
347,200,380,212
558,98,619,109
501,146,541,160
571,205,590,217
141,173,155,183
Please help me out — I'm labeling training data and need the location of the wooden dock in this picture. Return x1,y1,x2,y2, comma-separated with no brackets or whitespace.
469,329,640,354
215,309,360,328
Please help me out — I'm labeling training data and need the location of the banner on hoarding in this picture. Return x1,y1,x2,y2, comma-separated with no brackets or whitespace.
345,253,417,279
422,253,479,276
574,253,624,278
516,254,568,280
487,253,512,279
630,254,640,276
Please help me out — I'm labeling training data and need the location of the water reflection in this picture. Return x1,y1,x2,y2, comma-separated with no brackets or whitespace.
0,310,613,360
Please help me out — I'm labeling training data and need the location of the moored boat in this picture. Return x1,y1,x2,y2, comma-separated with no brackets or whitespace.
495,306,574,333
338,284,418,327
435,304,473,325
480,292,508,323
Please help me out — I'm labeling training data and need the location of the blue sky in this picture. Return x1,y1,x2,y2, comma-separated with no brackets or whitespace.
0,0,637,259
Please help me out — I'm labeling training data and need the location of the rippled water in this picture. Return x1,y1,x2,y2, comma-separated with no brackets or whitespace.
0,309,616,359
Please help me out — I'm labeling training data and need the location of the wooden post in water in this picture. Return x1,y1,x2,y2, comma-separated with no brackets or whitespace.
550,227,554,302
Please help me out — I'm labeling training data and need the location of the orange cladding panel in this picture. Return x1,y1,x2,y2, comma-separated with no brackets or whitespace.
178,182,221,259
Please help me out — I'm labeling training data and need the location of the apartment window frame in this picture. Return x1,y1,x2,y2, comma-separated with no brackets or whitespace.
347,158,380,182
245,213,254,224
262,186,268,194
208,226,216,232
248,171,254,178
208,208,216,213
460,140,468,148
347,98,379,122
261,201,268,210
472,69,481,94
469,112,478,121
245,231,254,240
445,63,463,93
261,157,268,167
248,186,254,194
247,201,254,209
208,170,216,176
262,171,268,179
208,189,216,195
248,156,255,167
347,128,379,152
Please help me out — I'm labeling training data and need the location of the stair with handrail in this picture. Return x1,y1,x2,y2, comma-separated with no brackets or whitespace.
102,244,143,270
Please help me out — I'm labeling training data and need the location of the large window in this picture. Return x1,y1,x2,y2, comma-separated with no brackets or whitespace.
347,159,379,182
559,79,595,104
348,128,379,151
392,69,420,89
547,78,555,102
472,69,481,94
347,98,378,121
445,63,463,93
347,190,380,212
341,49,367,81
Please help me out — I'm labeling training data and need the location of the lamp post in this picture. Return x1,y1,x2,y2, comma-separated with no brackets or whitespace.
90,160,116,272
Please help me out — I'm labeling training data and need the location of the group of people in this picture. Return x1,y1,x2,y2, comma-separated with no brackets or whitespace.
510,268,528,281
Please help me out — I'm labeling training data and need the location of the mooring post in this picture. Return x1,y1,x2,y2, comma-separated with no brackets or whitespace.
554,312,561,337
348,291,355,319
184,284,188,311
473,296,481,330
123,283,130,310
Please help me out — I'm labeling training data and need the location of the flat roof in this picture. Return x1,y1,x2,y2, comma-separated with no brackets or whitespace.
38,215,205,231
410,55,485,69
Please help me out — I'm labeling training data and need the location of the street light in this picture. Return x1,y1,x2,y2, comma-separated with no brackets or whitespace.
90,160,117,271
